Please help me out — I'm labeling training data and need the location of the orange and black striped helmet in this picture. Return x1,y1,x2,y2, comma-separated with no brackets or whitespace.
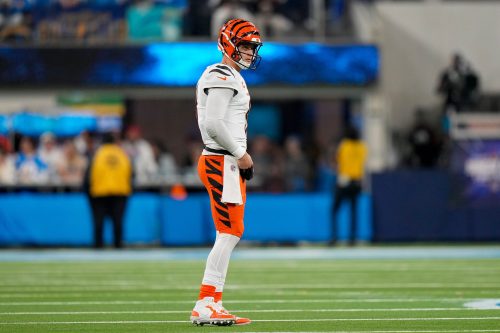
218,18,263,70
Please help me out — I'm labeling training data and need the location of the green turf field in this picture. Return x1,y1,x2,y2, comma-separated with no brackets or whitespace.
0,251,500,332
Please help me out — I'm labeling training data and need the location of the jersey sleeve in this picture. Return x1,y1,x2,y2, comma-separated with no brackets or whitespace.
199,65,239,95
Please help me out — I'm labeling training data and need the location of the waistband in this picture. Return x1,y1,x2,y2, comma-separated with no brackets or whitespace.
204,146,232,155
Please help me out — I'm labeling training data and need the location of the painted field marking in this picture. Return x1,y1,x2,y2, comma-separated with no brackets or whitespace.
1,317,500,325
0,298,481,306
464,300,500,309
1,283,500,291
0,307,495,315
242,331,500,333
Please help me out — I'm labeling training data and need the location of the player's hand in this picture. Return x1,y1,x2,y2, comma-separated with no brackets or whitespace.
238,153,254,181
237,152,253,169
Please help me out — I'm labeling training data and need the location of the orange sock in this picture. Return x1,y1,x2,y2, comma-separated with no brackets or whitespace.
214,291,222,303
198,284,216,300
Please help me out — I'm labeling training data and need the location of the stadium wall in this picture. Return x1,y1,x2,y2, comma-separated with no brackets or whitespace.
0,193,372,246
2,171,499,246
372,171,500,242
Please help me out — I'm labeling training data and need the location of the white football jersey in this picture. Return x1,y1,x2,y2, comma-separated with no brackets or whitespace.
196,63,250,153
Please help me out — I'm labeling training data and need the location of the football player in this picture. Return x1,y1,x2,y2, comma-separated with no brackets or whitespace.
190,18,263,326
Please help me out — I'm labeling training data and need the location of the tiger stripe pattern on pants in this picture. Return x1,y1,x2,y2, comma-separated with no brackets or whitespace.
197,155,246,238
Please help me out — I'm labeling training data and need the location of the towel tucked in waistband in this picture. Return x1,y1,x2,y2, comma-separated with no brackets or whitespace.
221,155,243,205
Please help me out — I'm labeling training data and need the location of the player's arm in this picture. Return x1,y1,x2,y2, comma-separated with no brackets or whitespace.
205,88,246,159
205,88,253,172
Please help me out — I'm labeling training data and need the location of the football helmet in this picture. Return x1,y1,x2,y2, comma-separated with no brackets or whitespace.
218,18,262,70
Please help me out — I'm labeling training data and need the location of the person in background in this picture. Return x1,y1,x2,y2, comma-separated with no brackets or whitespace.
436,53,480,114
283,135,310,192
407,109,442,168
249,135,273,189
15,136,49,184
75,130,96,161
254,0,293,38
210,0,254,38
331,126,367,246
437,53,466,114
181,136,204,176
57,139,88,185
0,135,12,154
85,133,132,249
38,132,63,182
0,146,15,184
122,125,158,185
150,140,178,180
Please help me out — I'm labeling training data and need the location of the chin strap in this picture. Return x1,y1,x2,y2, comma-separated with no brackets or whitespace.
236,60,251,70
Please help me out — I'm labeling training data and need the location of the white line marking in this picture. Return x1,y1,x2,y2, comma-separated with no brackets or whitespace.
1,283,499,289
254,317,500,322
1,317,500,325
241,331,500,333
0,298,478,306
0,308,493,315
465,299,500,309
2,292,497,299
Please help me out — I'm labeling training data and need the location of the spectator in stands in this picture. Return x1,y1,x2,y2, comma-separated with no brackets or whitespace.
181,136,203,176
74,130,96,161
407,108,442,169
266,140,287,192
122,125,158,185
210,0,254,38
283,135,310,192
0,2,32,42
15,136,49,184
437,53,480,114
272,0,309,36
327,0,350,36
151,140,178,180
254,0,292,38
0,134,12,153
57,139,88,185
126,0,166,41
38,132,63,182
183,0,211,36
249,135,274,189
330,126,367,246
0,146,15,184
84,132,132,249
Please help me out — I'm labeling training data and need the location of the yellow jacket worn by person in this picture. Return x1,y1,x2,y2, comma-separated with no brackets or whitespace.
336,139,367,182
90,144,132,197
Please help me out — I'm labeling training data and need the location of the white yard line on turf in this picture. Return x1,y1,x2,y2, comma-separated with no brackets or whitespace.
242,331,500,333
1,317,500,325
0,308,494,315
241,331,500,333
1,283,500,289
0,298,481,305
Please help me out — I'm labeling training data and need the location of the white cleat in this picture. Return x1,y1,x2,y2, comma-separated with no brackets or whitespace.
215,301,252,326
190,297,235,326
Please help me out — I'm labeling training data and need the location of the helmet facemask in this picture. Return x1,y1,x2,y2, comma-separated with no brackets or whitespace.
232,41,262,70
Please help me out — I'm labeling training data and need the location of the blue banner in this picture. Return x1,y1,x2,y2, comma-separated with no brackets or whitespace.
7,112,107,137
0,43,379,87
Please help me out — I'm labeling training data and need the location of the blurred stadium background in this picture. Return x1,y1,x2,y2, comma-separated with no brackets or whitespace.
0,0,499,332
1,0,499,246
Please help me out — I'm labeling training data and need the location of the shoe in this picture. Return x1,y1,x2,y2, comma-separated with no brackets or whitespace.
190,297,235,326
215,301,251,326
